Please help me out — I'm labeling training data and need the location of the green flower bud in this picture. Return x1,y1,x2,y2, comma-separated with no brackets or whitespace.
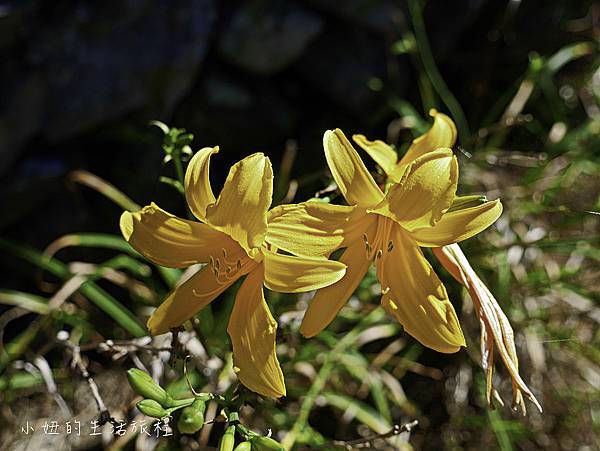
219,425,236,451
250,436,285,451
177,399,206,434
137,399,169,418
233,442,251,451
127,369,171,407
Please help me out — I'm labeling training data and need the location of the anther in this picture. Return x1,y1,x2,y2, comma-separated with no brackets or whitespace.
226,266,232,274
214,258,220,269
236,259,242,270
387,241,394,252
375,249,383,260
382,287,390,295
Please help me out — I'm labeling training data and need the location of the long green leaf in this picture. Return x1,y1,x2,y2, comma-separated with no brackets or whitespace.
0,290,50,314
44,233,181,288
0,238,147,337
407,0,470,144
321,392,391,434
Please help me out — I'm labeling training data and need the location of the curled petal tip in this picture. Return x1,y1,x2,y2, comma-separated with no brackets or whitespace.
119,211,134,241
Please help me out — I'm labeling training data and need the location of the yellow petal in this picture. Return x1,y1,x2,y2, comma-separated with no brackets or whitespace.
410,199,503,247
300,237,374,338
398,109,457,167
206,153,272,257
433,244,542,413
266,202,371,257
148,264,242,334
324,129,384,208
377,226,465,353
120,203,238,268
371,149,458,231
352,134,398,176
262,248,347,293
184,146,219,221
227,266,286,398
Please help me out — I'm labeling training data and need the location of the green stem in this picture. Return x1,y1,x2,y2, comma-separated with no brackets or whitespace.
173,150,185,190
408,0,471,144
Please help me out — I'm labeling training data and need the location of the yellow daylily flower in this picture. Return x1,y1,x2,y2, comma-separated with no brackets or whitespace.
353,108,457,182
348,112,540,413
269,128,502,354
120,150,346,398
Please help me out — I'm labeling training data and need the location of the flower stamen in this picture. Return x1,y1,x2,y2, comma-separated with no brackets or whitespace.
209,251,248,285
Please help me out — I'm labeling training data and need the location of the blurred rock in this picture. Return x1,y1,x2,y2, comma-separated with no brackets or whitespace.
0,0,216,176
295,25,394,117
179,65,297,159
218,0,323,75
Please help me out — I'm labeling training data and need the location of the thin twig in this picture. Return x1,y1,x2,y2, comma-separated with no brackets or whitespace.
61,340,116,425
184,355,201,396
33,356,72,418
302,420,419,450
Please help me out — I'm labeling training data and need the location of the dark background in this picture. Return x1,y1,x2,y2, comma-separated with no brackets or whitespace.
0,0,591,246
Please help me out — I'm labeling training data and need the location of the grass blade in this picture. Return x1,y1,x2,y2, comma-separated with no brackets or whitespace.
0,238,147,337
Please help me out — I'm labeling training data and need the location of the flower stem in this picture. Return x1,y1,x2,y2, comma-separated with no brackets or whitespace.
407,0,471,145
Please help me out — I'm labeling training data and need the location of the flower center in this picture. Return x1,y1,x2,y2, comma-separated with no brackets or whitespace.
363,215,394,263
363,215,396,295
209,247,247,285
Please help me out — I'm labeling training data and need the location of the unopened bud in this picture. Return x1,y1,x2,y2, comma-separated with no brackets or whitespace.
219,425,236,451
137,399,169,418
127,369,170,407
251,436,285,451
177,399,206,434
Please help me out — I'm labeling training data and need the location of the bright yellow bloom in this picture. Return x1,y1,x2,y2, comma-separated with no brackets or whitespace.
349,109,540,413
353,108,458,183
268,115,502,354
120,150,346,398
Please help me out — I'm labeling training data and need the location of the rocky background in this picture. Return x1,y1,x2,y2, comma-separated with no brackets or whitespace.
0,0,590,245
